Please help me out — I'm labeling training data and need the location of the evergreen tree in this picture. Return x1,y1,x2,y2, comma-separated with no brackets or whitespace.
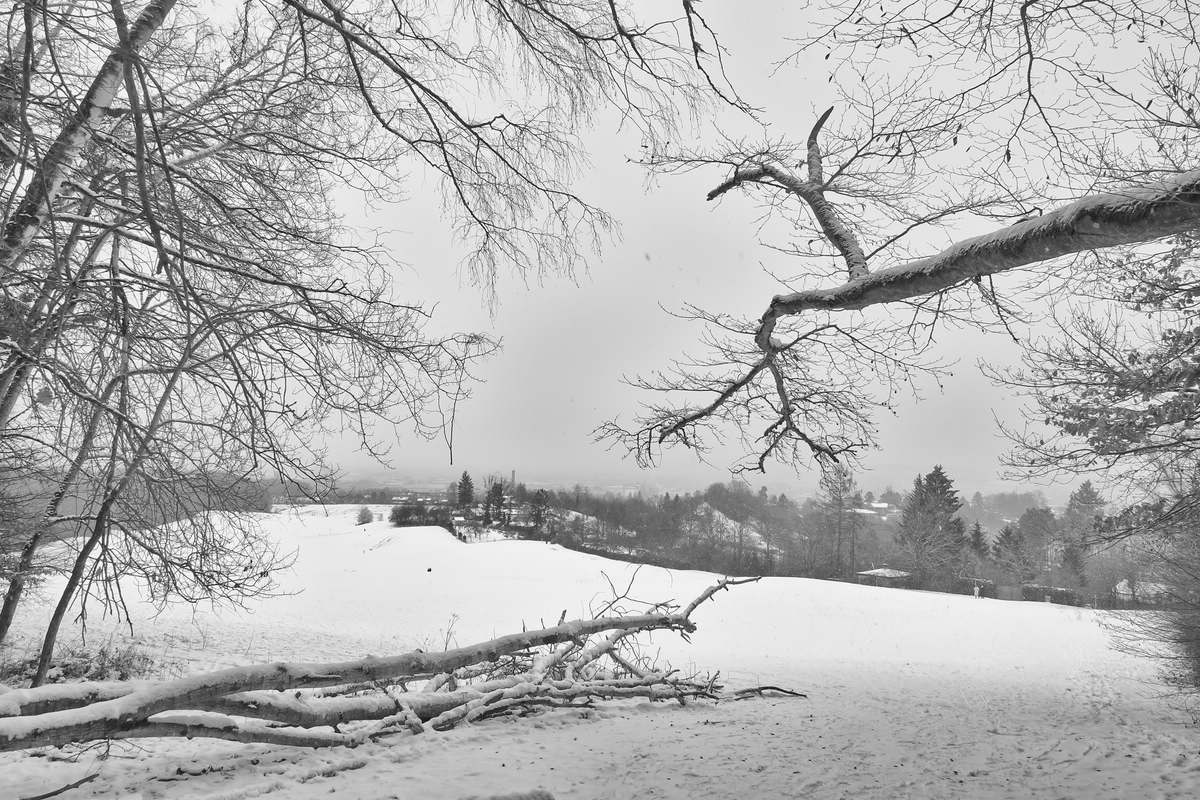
485,482,506,525
1017,507,1060,580
967,492,986,526
965,520,992,581
992,525,1032,583
879,487,903,507
1060,541,1087,587
532,490,551,530
1064,481,1105,544
968,521,990,561
895,465,967,589
457,472,475,508
1060,480,1107,588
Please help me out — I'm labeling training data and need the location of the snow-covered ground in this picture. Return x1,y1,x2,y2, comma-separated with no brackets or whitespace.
3,504,1199,799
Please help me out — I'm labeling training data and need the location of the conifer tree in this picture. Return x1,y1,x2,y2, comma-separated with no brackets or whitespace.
532,490,551,530
1064,482,1106,546
992,525,1032,583
1060,541,1087,588
457,472,475,508
895,465,967,590
1017,507,1060,581
968,522,990,562
880,487,903,507
487,483,506,525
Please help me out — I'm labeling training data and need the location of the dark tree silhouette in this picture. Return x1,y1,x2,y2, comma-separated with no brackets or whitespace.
895,466,967,590
457,472,476,509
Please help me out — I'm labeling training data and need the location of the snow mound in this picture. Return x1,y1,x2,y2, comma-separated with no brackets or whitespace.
1,505,1191,800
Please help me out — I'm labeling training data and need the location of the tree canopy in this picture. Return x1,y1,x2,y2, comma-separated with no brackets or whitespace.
596,0,1200,495
0,0,740,676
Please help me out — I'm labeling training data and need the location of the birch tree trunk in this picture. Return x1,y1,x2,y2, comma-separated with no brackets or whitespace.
0,0,175,275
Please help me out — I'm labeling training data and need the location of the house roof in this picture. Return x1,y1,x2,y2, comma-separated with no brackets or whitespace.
1114,579,1172,597
857,567,911,579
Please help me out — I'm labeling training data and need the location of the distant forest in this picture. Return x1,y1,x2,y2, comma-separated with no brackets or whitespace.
340,465,1141,606
519,470,1130,605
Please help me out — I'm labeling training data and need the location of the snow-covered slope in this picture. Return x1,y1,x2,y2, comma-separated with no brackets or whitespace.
2,505,1197,800
682,501,770,553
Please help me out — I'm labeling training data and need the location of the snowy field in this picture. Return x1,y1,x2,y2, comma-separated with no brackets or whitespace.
3,504,1199,799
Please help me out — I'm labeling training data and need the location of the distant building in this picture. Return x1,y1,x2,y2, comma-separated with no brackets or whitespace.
1114,579,1173,606
856,566,912,588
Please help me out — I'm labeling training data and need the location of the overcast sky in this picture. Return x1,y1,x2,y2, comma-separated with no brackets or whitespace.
326,2,1066,503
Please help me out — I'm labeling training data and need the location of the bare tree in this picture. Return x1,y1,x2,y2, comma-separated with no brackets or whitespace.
818,460,861,578
599,1,1200,475
584,2,1200,688
0,0,742,656
1001,232,1200,502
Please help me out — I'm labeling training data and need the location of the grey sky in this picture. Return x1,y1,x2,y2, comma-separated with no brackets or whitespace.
328,2,1065,502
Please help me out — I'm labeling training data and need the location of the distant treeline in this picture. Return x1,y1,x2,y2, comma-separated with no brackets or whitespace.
351,470,1149,606
533,473,1137,605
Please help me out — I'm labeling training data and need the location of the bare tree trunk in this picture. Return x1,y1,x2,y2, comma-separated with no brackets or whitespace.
849,517,857,576
0,1,35,173
0,186,110,426
0,508,41,643
0,380,118,644
29,316,186,679
0,0,174,272
0,226,122,646
29,499,114,686
834,502,844,578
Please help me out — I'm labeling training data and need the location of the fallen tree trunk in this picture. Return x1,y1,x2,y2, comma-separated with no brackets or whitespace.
0,577,758,751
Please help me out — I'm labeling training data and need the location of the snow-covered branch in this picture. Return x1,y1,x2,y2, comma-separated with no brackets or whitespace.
759,169,1200,324
0,579,758,751
611,168,1200,471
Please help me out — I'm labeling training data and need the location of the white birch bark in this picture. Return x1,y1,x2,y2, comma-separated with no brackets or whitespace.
0,0,176,272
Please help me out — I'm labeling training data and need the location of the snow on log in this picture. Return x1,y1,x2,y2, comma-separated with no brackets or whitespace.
0,592,734,751
0,680,145,718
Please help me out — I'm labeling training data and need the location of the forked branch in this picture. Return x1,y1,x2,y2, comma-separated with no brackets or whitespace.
706,108,867,281
613,167,1200,473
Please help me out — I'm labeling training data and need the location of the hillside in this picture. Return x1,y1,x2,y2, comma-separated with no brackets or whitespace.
2,505,1197,799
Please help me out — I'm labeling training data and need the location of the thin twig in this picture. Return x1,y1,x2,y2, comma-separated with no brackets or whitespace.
19,772,99,800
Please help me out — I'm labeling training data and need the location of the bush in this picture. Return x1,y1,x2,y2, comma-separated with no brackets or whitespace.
1,641,163,686
356,506,373,525
391,504,453,532
1021,584,1084,606
390,504,413,526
